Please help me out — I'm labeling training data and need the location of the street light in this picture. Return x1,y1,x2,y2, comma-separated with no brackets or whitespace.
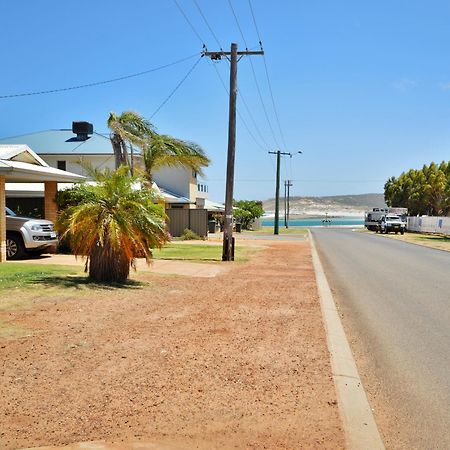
269,150,303,235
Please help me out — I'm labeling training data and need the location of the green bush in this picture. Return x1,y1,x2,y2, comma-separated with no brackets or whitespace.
233,200,264,230
180,228,203,240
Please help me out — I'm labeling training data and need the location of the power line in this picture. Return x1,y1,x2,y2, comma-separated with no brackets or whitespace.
0,53,200,99
208,58,274,171
190,0,272,154
238,90,273,151
226,0,281,149
247,0,263,44
227,0,248,48
150,56,203,119
172,0,206,46
248,0,289,151
208,178,386,183
192,0,223,50
262,55,288,150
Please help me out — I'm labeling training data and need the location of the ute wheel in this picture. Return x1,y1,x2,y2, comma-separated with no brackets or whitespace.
395,231,398,234
6,233,26,260
401,230,405,235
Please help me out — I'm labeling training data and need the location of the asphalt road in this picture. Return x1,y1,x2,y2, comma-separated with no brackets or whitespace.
312,228,450,450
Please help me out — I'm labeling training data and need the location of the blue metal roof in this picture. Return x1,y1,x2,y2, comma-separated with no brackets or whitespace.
0,129,115,155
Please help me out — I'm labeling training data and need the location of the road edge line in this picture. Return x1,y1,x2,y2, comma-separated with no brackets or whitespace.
309,230,385,450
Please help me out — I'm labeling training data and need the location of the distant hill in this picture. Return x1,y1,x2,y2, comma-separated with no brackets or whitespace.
263,193,386,217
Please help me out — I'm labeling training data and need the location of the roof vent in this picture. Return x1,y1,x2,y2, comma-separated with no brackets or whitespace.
72,121,93,141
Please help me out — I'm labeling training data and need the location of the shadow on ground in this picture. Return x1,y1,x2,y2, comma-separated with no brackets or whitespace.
34,275,146,290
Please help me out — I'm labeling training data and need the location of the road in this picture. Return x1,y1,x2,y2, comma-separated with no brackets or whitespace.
312,228,450,450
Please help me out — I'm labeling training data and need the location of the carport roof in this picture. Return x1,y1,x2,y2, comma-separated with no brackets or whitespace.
0,145,85,182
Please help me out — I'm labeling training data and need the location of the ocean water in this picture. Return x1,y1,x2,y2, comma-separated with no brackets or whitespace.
261,217,364,227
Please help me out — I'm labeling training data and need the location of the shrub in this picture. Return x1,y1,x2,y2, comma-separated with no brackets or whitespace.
180,228,202,240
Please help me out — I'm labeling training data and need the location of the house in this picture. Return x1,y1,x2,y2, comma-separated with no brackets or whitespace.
0,121,209,212
0,145,85,262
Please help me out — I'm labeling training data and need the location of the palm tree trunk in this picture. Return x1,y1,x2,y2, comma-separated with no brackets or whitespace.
111,134,123,169
121,141,131,168
89,236,130,283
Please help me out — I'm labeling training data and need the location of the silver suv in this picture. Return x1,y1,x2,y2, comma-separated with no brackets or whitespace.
5,207,59,259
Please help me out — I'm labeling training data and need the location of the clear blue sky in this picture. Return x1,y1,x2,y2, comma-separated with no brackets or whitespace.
1,1,450,202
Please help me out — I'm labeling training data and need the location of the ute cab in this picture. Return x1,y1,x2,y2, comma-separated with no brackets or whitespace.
5,207,59,259
378,214,406,235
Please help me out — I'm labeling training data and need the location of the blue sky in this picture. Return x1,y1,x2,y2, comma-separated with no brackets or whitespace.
1,1,450,202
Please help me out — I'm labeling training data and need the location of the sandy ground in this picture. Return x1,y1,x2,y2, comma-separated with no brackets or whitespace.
10,255,227,278
0,240,344,450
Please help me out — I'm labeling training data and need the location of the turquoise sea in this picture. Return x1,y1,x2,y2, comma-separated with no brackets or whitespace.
261,217,364,227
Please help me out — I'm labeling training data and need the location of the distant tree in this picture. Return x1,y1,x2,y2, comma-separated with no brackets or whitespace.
233,200,264,230
384,161,450,216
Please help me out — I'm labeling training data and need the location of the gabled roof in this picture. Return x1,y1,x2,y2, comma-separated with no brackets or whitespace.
159,187,193,204
0,129,115,155
204,199,225,212
0,144,85,182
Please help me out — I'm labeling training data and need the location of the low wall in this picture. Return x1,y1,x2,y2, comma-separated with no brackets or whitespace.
407,216,450,235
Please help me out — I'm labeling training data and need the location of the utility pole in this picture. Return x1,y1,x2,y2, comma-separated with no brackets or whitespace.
284,180,293,228
204,43,264,261
284,180,287,228
269,150,292,235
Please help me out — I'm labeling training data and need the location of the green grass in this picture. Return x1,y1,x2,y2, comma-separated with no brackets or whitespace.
246,226,308,235
0,263,80,290
153,243,255,261
415,234,450,243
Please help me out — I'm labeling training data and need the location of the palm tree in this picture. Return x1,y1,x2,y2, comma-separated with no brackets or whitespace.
143,133,210,184
107,111,210,182
108,111,155,171
56,167,169,283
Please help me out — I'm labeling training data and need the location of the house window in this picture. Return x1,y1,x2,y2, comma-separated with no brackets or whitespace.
57,160,66,171
192,170,197,179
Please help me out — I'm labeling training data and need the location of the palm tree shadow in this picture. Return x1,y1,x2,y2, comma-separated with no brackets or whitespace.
34,275,145,290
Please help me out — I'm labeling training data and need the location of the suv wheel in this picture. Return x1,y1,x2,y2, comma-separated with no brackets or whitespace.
6,234,25,260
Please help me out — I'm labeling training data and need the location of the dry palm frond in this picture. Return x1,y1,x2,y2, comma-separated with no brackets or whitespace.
56,168,169,283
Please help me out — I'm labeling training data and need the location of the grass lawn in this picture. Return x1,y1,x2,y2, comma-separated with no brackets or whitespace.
0,263,80,290
245,226,308,235
153,243,256,261
384,232,450,252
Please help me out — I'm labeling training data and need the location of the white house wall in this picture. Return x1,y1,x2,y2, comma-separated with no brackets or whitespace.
152,166,194,199
42,155,116,177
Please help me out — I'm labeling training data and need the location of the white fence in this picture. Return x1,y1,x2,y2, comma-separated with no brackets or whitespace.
407,216,450,235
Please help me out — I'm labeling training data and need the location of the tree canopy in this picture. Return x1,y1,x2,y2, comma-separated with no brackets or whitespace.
56,167,169,283
384,161,450,216
233,200,265,230
107,111,210,183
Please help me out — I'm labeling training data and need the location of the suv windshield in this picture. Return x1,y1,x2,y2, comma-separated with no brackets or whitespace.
386,216,401,221
5,207,16,216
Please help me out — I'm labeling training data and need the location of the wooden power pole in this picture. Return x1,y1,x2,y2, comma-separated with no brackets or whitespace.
284,179,293,228
269,150,292,235
204,43,264,261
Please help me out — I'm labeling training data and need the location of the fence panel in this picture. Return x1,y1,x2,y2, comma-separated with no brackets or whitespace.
407,216,450,235
166,209,208,237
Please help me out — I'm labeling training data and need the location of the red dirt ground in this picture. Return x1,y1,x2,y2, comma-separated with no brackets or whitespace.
0,240,344,449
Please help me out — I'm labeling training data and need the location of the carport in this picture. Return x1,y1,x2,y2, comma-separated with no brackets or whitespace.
0,145,85,262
